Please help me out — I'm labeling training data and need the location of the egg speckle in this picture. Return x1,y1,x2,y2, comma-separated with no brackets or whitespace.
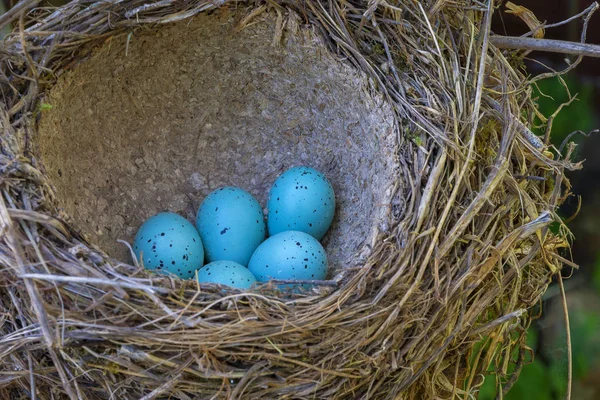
133,212,204,279
197,260,257,289
196,187,266,266
248,230,327,283
267,166,335,240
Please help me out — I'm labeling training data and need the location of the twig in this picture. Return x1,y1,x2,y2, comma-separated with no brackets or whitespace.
558,129,599,154
530,1,597,83
557,273,572,400
19,273,170,294
490,35,600,58
125,0,175,19
485,97,544,149
0,0,40,30
269,279,339,287
470,309,526,336
519,2,599,38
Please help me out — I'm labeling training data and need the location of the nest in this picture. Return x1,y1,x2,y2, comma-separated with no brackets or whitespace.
0,0,576,398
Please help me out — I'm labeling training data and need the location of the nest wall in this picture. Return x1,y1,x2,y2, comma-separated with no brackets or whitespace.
0,0,576,399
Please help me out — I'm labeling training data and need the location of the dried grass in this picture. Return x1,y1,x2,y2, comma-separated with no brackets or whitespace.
0,0,580,398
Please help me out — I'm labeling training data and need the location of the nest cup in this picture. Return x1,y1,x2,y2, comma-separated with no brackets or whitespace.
37,10,399,270
0,1,573,399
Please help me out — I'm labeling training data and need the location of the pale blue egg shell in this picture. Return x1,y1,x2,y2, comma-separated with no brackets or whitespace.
248,230,327,283
267,166,335,240
133,212,204,279
196,187,266,266
197,260,257,289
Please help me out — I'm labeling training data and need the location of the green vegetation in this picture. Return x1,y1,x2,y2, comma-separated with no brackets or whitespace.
533,75,596,148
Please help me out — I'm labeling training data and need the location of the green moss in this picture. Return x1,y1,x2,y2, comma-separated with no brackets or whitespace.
372,43,385,56
476,118,501,160
393,53,408,71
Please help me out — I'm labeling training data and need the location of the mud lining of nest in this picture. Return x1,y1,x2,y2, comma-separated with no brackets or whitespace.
0,0,577,399
37,10,398,271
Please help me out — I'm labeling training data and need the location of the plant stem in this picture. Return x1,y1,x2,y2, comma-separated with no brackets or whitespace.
490,36,600,58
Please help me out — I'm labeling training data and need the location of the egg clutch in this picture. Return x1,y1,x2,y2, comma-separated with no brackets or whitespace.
133,166,335,289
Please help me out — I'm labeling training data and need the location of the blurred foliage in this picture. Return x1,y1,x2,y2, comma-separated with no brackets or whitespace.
479,305,600,399
477,330,557,400
532,75,596,149
569,308,600,378
594,257,600,295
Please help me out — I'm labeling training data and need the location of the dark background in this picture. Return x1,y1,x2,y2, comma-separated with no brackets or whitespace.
1,0,599,398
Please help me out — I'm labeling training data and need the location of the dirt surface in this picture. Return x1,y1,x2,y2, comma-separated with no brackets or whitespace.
36,8,398,270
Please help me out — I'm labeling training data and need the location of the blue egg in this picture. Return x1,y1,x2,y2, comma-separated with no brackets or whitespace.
248,230,327,283
133,212,204,279
197,260,257,289
196,187,266,266
267,166,335,240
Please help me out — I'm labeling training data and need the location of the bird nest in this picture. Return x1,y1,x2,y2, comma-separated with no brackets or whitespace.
0,0,577,398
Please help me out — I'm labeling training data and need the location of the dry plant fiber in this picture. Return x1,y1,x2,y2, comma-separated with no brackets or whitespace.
0,0,579,399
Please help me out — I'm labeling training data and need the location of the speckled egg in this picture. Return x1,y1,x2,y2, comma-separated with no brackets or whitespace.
267,166,335,240
197,260,257,289
248,230,327,283
133,212,204,279
196,187,266,266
